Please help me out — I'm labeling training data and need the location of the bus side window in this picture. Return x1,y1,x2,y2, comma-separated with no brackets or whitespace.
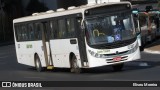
22,24,29,41
58,19,67,39
66,18,76,38
15,25,21,42
35,23,42,40
50,20,58,39
49,21,54,39
19,25,23,41
42,22,50,41
28,24,34,41
21,25,28,41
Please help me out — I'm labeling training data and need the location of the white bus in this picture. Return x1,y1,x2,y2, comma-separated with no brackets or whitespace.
13,2,140,73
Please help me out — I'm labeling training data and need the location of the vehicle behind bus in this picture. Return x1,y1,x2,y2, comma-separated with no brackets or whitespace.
132,8,159,50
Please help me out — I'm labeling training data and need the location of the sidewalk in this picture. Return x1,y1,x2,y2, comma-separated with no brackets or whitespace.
144,38,160,54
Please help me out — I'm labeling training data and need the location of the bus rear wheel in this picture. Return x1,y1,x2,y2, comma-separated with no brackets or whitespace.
35,55,43,72
70,55,81,73
112,63,124,71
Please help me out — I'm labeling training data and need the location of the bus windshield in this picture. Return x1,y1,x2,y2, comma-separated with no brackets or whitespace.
85,11,136,45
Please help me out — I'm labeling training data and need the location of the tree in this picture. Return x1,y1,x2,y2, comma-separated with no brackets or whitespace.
158,0,160,10
26,0,48,15
0,0,6,41
0,0,23,42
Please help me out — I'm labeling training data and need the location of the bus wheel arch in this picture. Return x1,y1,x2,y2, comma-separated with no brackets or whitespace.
69,53,81,73
34,53,43,72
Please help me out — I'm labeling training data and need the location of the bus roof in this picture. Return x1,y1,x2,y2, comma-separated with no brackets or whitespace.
13,2,131,23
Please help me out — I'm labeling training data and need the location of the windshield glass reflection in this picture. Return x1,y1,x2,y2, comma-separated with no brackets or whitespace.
85,11,136,45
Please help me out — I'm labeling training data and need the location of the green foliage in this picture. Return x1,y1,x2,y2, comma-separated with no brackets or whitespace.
26,0,48,15
158,1,160,8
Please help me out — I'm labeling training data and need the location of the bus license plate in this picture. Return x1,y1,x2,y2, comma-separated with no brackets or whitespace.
113,57,122,61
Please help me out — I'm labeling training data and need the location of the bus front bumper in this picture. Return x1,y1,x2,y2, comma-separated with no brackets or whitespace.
86,47,141,68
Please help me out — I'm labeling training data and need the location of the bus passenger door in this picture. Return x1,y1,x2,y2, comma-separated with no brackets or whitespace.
76,18,88,67
41,22,53,69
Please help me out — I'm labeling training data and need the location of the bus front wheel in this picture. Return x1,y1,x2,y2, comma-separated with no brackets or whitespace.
70,55,81,73
35,55,43,72
112,63,124,71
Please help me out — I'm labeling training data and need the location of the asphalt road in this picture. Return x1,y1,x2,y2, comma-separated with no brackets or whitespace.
0,45,160,90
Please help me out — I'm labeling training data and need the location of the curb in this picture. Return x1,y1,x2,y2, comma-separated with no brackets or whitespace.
144,49,160,54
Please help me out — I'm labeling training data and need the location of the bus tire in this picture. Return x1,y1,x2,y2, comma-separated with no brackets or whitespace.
140,45,144,51
35,55,43,72
70,55,81,73
140,38,144,51
112,63,124,71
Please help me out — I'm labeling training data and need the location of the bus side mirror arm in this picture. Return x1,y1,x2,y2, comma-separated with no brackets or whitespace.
81,22,86,34
81,25,85,30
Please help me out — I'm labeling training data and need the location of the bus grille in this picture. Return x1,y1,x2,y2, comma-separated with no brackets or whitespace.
103,50,129,57
106,56,128,63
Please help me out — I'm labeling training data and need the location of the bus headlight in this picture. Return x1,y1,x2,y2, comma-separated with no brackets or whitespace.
88,50,104,58
129,42,139,53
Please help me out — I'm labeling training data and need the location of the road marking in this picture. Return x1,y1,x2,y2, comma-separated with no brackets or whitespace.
139,62,149,67
144,49,160,54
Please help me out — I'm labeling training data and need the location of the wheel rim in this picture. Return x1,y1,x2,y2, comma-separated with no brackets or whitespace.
73,58,78,69
36,58,40,69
